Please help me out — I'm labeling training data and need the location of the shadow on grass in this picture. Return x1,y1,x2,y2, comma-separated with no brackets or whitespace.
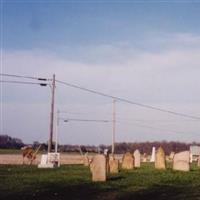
118,185,200,200
4,183,200,200
1,181,116,200
107,175,125,181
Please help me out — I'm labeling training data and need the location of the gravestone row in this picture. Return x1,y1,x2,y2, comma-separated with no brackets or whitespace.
85,147,195,182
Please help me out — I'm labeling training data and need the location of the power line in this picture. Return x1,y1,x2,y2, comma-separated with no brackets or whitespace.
60,118,110,123
56,79,200,120
58,116,196,135
0,73,50,81
0,80,48,86
116,117,199,122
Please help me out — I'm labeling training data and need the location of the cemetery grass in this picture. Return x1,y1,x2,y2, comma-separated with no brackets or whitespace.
0,163,200,200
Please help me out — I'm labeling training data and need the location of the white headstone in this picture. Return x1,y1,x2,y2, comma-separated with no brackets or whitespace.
134,149,141,168
173,151,190,172
150,147,156,162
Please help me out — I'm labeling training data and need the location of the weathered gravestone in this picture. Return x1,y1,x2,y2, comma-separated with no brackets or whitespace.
90,154,106,181
109,155,119,173
155,147,166,170
134,149,141,168
173,151,190,171
122,152,134,170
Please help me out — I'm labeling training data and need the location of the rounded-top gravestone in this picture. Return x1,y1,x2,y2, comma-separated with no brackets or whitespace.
122,152,134,170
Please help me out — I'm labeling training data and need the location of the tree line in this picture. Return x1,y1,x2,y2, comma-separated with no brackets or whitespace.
0,135,199,155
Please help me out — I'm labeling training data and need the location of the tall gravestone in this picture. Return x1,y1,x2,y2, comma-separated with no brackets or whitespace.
155,147,166,170
173,151,190,171
90,154,106,181
150,147,156,162
122,152,134,170
134,149,141,168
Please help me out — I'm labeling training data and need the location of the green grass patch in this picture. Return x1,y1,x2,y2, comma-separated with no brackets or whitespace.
0,163,200,200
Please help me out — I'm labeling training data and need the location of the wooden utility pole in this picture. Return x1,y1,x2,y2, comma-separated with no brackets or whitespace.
48,74,55,153
112,99,116,155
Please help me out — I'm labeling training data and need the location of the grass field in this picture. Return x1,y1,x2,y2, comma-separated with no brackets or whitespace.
0,163,200,200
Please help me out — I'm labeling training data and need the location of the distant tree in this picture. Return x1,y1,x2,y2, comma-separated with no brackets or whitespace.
0,135,24,149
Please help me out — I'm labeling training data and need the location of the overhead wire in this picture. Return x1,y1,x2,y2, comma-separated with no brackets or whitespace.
56,79,200,120
0,80,48,86
60,118,110,123
0,73,51,81
2,73,199,137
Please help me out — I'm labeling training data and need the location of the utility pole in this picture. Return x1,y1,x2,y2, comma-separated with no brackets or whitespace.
48,74,55,153
112,99,116,155
55,109,59,153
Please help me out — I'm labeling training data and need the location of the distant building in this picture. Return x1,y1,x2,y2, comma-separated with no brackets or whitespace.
190,145,200,161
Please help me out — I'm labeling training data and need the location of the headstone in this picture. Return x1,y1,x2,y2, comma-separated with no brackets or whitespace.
134,149,141,168
173,151,190,171
198,155,200,167
90,154,106,182
155,147,166,170
109,155,119,173
122,152,134,170
150,147,156,162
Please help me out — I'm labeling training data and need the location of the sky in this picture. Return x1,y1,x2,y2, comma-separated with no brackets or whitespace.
1,0,200,145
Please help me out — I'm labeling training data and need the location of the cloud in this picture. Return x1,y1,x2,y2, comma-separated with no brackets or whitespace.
2,32,200,144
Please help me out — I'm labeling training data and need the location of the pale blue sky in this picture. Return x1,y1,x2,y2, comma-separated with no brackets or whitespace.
1,1,200,145
3,1,200,50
